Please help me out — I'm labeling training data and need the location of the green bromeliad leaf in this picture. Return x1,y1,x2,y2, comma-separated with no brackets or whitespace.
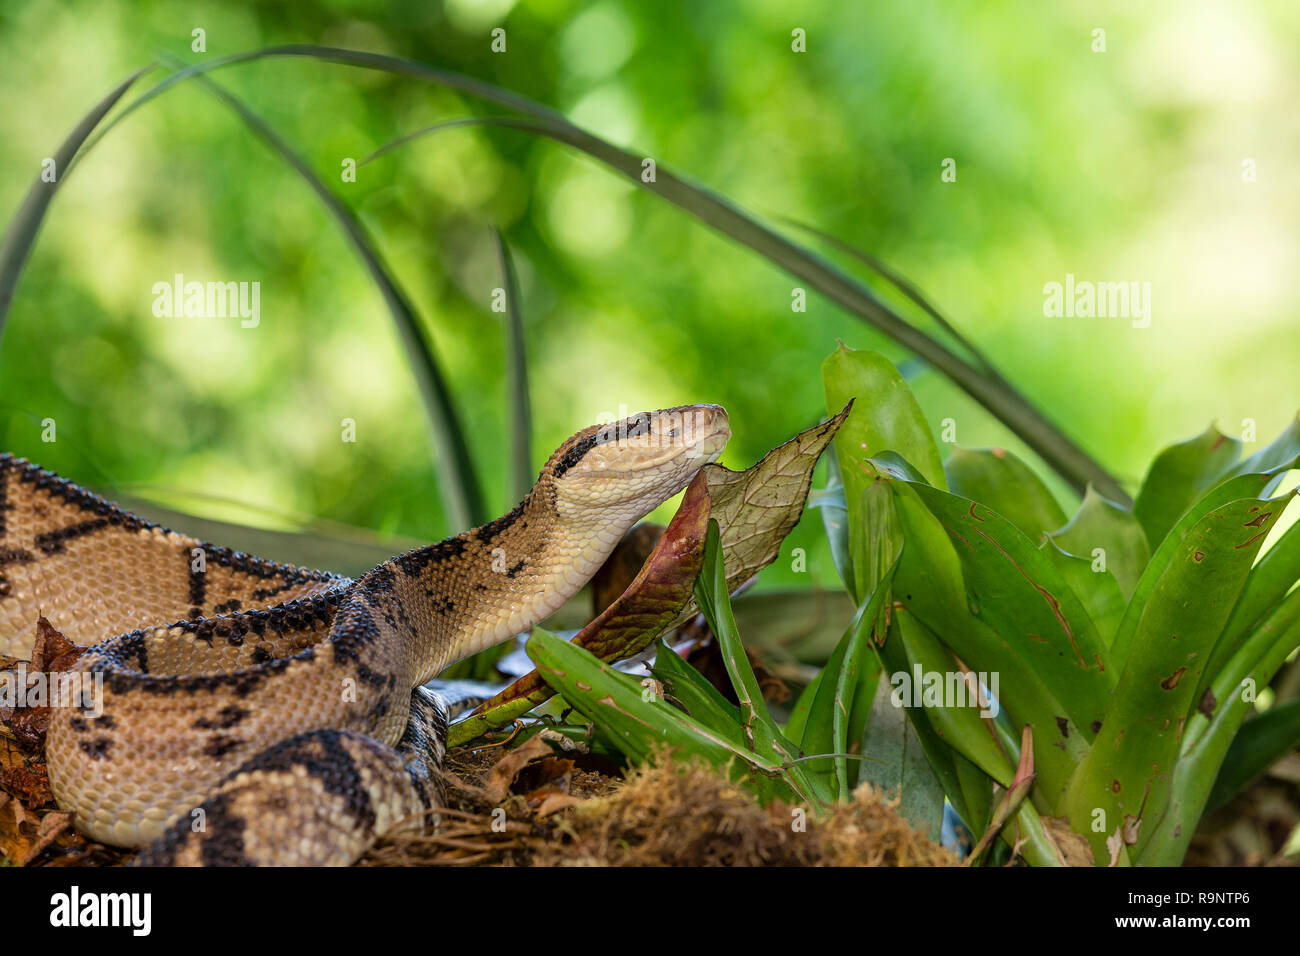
1039,538,1127,647
1065,481,1293,863
824,344,945,602
1204,698,1300,815
889,607,1016,788
527,627,807,805
1199,517,1300,698
1143,587,1300,864
1224,414,1300,484
1110,472,1286,664
944,446,1068,540
1049,486,1150,600
882,475,1107,807
650,639,742,730
1134,415,1300,552
856,670,949,841
823,344,947,491
1133,425,1241,551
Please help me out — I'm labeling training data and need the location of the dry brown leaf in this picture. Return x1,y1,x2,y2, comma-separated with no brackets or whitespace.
482,736,555,804
534,793,583,817
670,402,852,629
1041,815,1096,866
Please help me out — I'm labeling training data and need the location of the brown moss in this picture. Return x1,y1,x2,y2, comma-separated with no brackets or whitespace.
364,747,957,867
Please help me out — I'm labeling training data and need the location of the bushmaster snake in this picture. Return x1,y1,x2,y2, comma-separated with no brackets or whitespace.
0,405,729,865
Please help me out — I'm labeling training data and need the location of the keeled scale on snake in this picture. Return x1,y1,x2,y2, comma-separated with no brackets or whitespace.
0,405,729,865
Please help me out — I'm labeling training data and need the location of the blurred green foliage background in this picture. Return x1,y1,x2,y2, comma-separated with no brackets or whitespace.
1,0,1296,587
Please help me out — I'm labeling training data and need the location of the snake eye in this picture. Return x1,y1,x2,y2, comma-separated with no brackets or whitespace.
667,427,681,438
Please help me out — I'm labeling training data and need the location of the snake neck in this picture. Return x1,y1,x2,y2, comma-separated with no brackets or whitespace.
358,480,640,687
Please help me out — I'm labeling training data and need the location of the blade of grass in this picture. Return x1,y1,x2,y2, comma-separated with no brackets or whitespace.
0,65,154,340
180,68,484,531
831,575,893,799
494,230,532,505
692,518,832,805
692,519,788,757
802,473,901,797
371,112,1129,503
780,217,1001,380
650,639,743,729
67,45,1127,503
1204,698,1300,814
1141,593,1300,864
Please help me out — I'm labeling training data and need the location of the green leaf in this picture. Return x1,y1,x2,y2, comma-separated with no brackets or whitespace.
800,546,898,798
885,476,1109,806
650,640,742,730
867,609,1064,865
1049,487,1150,599
1109,473,1285,665
783,669,823,745
1189,583,1300,754
843,660,884,791
823,344,944,603
944,446,1068,539
526,628,799,806
799,607,867,786
856,668,949,841
1134,425,1241,551
1205,698,1300,814
1141,588,1300,864
693,521,798,764
890,609,1016,787
827,445,1006,834
1065,487,1291,863
824,343,947,493
901,482,1112,716
803,474,902,794
1201,518,1300,696
1039,538,1127,646
1223,415,1300,484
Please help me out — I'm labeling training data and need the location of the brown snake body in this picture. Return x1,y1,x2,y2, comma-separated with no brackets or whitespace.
0,405,728,864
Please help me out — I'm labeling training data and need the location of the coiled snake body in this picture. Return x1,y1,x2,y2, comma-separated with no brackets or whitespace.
0,406,729,865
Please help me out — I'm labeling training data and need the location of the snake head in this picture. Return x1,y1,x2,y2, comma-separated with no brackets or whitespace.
548,404,730,517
